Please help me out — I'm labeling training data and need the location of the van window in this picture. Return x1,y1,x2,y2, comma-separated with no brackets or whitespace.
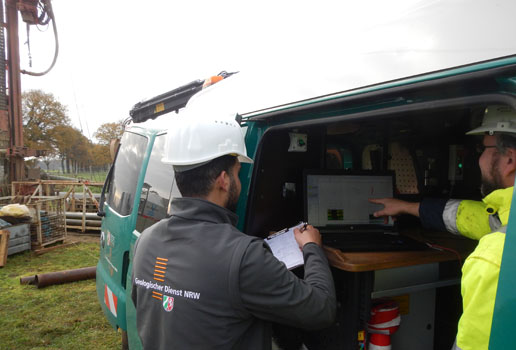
107,131,148,216
136,134,181,232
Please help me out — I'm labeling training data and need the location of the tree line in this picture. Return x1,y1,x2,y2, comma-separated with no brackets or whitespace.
23,89,124,173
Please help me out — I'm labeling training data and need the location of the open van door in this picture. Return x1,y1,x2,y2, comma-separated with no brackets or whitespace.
490,185,516,348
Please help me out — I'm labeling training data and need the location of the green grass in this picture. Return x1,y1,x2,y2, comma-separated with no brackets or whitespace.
46,170,108,184
0,243,122,350
43,170,107,194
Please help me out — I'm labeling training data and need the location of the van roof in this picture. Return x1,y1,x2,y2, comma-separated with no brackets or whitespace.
184,56,516,122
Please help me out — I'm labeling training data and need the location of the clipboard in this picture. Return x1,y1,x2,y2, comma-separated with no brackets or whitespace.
265,222,306,270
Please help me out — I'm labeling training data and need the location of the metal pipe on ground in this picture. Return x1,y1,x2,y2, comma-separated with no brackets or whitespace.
65,212,102,220
66,219,102,227
33,266,96,288
20,275,36,285
48,174,80,182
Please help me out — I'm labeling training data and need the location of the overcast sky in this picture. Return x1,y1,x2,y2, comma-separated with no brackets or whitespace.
18,0,516,142
17,0,421,140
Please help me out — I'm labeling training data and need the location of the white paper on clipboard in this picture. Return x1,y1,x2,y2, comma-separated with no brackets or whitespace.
265,222,305,270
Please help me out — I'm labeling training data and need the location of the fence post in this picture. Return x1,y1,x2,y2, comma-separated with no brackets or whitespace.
71,186,76,213
36,201,42,247
82,184,86,233
0,230,9,267
61,198,67,237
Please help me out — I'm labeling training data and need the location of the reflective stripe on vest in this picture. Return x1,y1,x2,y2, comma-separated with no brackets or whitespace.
451,339,462,350
489,214,502,232
443,199,461,235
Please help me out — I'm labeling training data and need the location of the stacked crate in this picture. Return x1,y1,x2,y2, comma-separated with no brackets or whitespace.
0,196,67,249
6,224,31,255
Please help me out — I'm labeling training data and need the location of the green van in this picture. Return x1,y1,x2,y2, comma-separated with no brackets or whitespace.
96,2,516,348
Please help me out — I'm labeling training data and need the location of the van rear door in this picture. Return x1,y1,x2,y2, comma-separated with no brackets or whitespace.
490,187,516,348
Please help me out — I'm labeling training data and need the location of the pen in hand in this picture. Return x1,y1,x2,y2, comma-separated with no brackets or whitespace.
295,222,322,247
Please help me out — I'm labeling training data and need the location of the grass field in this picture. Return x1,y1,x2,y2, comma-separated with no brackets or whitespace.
43,170,107,194
0,239,122,350
46,170,108,184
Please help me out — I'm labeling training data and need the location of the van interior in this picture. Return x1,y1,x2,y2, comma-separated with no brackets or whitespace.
245,104,486,236
243,100,505,349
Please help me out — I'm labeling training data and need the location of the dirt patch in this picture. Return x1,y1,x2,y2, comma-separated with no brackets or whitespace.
31,232,99,255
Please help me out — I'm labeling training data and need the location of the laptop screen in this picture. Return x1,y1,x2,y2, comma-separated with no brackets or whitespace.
304,171,394,229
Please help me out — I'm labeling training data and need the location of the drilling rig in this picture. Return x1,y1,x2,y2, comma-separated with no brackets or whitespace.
0,0,57,194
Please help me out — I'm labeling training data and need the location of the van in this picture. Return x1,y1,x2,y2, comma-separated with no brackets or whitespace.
96,2,516,349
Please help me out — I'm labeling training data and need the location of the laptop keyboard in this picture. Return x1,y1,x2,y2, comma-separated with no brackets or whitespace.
322,232,428,252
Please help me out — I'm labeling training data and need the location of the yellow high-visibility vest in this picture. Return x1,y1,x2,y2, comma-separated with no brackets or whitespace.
455,187,512,350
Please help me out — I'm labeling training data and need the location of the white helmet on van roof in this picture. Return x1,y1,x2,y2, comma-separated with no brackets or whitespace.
161,112,253,172
467,105,516,135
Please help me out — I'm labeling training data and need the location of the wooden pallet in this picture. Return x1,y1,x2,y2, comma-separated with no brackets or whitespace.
67,225,101,232
0,230,10,267
31,236,65,250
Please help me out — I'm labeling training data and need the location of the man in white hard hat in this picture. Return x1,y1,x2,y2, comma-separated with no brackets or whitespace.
131,114,336,349
370,105,516,350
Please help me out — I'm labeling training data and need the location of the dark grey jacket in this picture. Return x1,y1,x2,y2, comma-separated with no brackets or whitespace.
132,197,336,350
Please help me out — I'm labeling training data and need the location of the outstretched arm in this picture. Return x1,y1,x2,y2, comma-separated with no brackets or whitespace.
369,198,420,218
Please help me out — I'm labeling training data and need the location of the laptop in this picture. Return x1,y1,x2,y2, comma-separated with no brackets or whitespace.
303,170,427,252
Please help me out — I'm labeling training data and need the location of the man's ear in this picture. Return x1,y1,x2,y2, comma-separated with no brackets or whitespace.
214,170,230,192
502,148,516,178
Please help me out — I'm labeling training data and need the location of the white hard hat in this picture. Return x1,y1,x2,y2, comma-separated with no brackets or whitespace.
467,105,516,135
161,112,253,171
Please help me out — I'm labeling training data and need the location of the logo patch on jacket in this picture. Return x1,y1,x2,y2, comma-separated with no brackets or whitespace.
163,295,174,312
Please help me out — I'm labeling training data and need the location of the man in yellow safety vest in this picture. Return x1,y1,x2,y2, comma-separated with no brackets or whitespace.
370,105,516,350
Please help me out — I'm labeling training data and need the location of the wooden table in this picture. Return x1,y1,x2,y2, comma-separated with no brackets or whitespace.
324,230,476,272
319,231,476,349
325,245,463,272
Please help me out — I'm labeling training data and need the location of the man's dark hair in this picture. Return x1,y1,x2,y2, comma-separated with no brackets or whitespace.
496,133,516,154
175,155,238,198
